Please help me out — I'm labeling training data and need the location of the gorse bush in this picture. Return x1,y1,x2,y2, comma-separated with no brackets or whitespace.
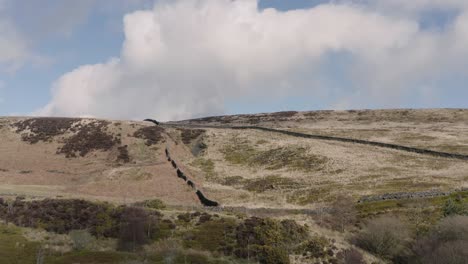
442,198,467,217
234,217,308,264
0,199,162,241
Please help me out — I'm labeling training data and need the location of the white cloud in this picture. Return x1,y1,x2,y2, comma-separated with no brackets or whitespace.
38,0,468,120
0,80,4,103
0,18,29,72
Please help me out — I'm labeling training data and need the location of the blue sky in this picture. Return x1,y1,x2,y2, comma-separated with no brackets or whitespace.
1,0,467,120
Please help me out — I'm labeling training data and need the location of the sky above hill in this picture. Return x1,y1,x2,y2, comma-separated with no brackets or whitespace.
0,0,467,120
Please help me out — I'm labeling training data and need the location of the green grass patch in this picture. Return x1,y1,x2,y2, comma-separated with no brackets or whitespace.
377,179,444,193
244,175,301,193
357,190,468,220
286,187,335,205
191,158,217,180
221,176,245,186
184,218,238,253
0,224,41,264
221,138,328,172
45,250,137,264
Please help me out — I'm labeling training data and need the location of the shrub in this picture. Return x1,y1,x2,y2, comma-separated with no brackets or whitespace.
132,126,164,146
134,199,166,210
69,230,94,250
234,217,304,263
413,215,468,263
13,117,81,144
336,248,365,264
184,218,237,254
117,145,130,163
117,207,153,252
353,216,410,260
0,199,162,241
178,128,206,144
57,121,120,158
442,198,467,216
327,195,357,232
256,245,290,264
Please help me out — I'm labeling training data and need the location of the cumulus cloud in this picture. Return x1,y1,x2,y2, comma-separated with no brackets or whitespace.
38,0,468,120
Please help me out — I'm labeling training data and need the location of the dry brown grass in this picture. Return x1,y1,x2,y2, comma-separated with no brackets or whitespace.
1,109,467,211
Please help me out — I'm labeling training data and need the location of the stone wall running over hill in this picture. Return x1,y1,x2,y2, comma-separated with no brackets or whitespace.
168,124,468,161
164,147,219,207
358,188,468,203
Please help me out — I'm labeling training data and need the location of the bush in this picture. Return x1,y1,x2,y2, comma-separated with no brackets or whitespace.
336,248,365,264
299,236,330,258
256,245,290,264
234,217,302,264
132,126,164,146
135,199,166,210
327,195,357,232
117,207,154,252
442,198,467,216
413,215,468,263
69,230,94,250
353,216,410,260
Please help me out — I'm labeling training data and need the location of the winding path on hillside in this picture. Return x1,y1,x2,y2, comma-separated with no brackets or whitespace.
165,123,468,161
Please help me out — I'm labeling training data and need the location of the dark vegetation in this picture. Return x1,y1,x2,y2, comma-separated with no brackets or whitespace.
178,128,206,144
218,175,301,193
117,145,130,163
184,216,311,264
336,248,366,264
351,214,468,263
349,192,468,264
0,198,328,264
133,199,166,210
412,215,468,264
13,117,81,144
184,111,298,125
57,121,121,158
243,175,300,193
13,118,132,161
132,126,164,146
0,198,163,242
353,216,410,261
